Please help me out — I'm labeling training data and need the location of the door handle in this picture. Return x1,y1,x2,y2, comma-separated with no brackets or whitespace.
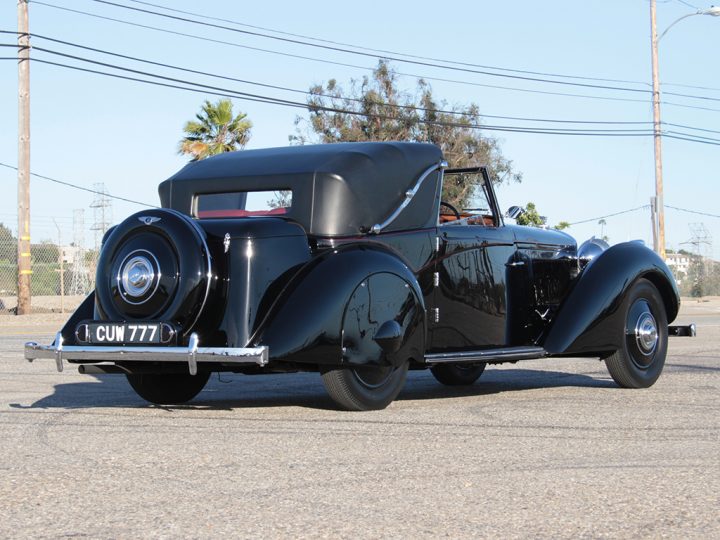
505,261,526,267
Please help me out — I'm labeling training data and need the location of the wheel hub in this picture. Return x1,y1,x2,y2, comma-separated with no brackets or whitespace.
118,250,160,305
635,312,658,355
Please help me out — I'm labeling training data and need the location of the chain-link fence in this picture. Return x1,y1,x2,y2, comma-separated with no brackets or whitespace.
0,220,97,314
1,218,719,314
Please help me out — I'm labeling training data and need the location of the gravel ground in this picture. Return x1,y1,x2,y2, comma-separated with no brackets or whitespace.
0,298,717,539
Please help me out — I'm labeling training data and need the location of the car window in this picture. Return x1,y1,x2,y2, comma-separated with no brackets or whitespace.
195,190,292,218
439,170,497,227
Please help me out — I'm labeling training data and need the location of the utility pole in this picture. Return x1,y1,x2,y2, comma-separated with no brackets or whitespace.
650,0,665,261
17,0,31,315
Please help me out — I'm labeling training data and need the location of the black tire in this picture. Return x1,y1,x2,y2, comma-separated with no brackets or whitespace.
126,372,210,404
431,363,486,386
321,362,409,411
605,278,668,389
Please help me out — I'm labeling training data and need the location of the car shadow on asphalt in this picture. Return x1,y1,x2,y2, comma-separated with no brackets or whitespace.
9,367,615,411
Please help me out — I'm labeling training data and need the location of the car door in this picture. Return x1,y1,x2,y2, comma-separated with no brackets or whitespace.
428,168,517,352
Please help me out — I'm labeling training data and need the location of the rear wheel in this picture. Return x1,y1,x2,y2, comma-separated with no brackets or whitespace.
126,372,210,404
321,362,409,411
431,363,486,386
605,278,668,388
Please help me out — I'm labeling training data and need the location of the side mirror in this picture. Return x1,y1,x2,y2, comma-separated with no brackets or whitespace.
506,206,525,220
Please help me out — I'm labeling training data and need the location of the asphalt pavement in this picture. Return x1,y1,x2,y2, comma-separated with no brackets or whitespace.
0,300,718,538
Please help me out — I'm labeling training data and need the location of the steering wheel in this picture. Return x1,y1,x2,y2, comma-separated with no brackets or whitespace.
440,201,461,220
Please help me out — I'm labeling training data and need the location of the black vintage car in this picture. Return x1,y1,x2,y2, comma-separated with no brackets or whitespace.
26,142,694,410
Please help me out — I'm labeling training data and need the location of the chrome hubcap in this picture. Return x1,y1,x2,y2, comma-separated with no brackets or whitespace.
635,312,658,355
118,250,160,304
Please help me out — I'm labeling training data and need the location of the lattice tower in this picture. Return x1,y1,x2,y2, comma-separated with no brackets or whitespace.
90,183,113,251
682,223,712,260
68,209,90,295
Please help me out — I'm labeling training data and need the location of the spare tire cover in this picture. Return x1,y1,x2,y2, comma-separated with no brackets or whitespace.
95,208,212,335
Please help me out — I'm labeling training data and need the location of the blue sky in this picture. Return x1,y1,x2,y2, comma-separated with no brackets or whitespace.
1,0,719,257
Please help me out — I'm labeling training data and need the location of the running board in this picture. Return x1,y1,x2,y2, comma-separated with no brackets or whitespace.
425,346,546,364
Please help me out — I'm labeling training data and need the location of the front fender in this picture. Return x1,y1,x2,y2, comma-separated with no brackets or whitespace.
253,243,425,365
542,242,679,355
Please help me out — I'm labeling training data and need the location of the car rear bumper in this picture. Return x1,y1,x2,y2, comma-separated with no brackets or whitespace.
25,332,269,375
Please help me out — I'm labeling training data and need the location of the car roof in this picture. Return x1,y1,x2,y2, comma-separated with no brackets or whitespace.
159,142,444,237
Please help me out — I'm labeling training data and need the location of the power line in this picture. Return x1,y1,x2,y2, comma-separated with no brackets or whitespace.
662,89,720,104
28,34,720,134
665,122,720,135
664,130,720,143
666,205,720,219
85,0,655,94
122,0,653,88
663,81,720,94
81,0,720,104
29,55,662,137
568,205,650,226
27,34,654,127
0,213,73,223
663,100,720,114
665,133,720,146
0,162,155,207
29,49,720,143
34,1,652,95
7,42,720,139
0,35,664,113
19,5,720,112
120,0,720,95
26,54,720,144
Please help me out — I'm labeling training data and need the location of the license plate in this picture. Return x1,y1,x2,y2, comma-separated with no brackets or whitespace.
88,323,161,344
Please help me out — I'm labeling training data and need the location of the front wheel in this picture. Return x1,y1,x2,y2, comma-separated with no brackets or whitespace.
126,372,210,404
605,278,668,388
321,362,409,411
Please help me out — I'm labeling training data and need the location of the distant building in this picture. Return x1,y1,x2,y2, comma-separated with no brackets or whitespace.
665,252,692,283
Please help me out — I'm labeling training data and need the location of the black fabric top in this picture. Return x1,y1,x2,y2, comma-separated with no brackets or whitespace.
159,142,444,237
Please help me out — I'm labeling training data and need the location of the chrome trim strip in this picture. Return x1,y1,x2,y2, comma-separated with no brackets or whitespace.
370,160,448,234
425,346,546,364
25,332,269,375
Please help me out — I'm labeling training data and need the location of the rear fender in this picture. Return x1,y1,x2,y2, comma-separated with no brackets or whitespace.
253,243,425,366
57,292,95,346
542,242,679,355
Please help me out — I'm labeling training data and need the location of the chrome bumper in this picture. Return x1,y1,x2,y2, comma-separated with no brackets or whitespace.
25,332,269,375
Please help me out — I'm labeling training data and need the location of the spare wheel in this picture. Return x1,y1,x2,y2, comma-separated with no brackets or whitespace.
95,208,213,337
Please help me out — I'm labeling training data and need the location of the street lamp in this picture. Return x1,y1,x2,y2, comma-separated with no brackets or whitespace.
659,6,720,40
650,2,720,260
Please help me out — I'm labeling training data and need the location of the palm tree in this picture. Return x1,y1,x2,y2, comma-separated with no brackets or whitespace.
179,99,252,161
